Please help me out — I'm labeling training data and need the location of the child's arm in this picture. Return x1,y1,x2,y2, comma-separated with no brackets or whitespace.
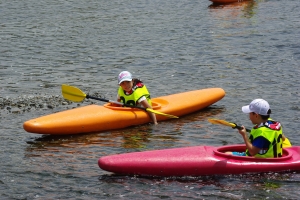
238,126,260,156
140,100,158,125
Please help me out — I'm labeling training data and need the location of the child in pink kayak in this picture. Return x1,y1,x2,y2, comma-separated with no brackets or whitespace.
230,99,291,157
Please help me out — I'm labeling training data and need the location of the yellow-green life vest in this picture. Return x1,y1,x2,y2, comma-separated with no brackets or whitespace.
118,85,152,106
246,119,283,158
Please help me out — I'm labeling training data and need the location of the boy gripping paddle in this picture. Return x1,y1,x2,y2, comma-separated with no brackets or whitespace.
117,71,158,125
228,99,290,157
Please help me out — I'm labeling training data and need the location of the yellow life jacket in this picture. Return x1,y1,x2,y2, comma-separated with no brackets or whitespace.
118,81,152,106
246,119,283,158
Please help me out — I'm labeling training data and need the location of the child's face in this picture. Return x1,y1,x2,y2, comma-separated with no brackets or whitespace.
120,81,133,92
249,112,261,124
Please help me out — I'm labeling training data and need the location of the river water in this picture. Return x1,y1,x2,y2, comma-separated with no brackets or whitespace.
1,0,300,199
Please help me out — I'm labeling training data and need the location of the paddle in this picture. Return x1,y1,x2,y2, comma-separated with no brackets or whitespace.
208,118,251,132
61,84,179,119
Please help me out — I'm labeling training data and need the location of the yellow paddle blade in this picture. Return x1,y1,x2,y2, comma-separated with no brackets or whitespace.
208,118,236,128
146,108,178,118
61,84,87,102
283,137,292,148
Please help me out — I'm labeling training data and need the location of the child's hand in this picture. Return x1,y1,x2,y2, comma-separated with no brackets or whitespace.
238,126,247,137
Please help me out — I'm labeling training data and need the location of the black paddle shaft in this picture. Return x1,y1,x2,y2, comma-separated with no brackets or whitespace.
234,124,251,133
86,95,147,111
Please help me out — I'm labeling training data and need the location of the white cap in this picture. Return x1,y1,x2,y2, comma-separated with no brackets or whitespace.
242,99,270,115
118,71,132,84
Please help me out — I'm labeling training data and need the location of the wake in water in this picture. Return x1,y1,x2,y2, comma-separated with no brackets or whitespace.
0,92,106,116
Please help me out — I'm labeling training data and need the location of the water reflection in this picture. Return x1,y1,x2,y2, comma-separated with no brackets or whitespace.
98,172,295,199
209,0,257,19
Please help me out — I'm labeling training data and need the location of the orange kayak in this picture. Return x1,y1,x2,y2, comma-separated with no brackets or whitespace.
23,88,225,135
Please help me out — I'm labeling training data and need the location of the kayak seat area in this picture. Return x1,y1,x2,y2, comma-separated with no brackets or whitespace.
104,102,162,110
104,99,169,110
152,98,169,109
214,144,292,162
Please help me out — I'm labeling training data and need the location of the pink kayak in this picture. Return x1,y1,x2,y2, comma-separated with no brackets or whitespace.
98,144,300,177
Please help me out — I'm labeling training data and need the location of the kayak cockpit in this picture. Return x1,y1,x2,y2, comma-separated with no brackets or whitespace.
214,145,292,162
103,99,168,110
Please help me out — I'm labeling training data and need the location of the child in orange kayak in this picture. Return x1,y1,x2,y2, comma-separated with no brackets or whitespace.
117,71,158,125
229,99,291,157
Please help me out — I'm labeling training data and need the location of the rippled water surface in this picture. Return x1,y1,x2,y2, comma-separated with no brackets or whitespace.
1,0,300,199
